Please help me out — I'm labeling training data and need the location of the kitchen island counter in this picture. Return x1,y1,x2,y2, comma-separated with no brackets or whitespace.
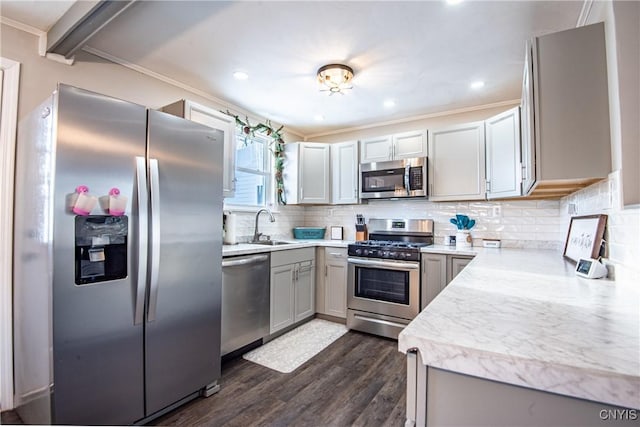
399,248,640,413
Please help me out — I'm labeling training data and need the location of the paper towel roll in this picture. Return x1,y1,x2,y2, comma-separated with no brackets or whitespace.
224,213,237,244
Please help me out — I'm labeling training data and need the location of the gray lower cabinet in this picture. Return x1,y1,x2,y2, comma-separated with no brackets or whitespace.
449,256,472,281
316,247,348,319
406,357,638,427
421,254,473,308
270,247,315,334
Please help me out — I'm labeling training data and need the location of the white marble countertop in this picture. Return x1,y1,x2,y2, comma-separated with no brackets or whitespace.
222,239,349,257
398,247,640,409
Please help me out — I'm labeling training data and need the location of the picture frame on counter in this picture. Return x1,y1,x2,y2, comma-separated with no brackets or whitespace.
563,214,607,263
330,226,343,240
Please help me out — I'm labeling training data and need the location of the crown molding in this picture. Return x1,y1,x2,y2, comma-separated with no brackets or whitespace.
577,0,594,27
0,16,44,36
81,46,305,139
305,99,520,140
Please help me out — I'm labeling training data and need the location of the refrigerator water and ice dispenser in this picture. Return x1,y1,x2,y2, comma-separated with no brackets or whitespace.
75,215,128,284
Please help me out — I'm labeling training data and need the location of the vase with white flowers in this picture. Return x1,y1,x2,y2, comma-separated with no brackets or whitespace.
450,214,476,248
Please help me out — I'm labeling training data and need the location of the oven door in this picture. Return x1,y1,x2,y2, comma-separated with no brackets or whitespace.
347,257,420,320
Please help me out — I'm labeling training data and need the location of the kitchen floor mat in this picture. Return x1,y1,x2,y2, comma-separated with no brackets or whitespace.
242,318,348,373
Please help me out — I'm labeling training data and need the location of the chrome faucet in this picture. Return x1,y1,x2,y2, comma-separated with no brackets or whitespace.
253,208,275,242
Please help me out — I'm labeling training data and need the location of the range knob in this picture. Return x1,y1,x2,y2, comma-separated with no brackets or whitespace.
355,248,362,256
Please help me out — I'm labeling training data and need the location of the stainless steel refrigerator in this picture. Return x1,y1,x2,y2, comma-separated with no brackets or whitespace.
13,84,223,425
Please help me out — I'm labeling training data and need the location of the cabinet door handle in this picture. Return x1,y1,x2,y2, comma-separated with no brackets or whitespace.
298,265,313,273
486,180,491,192
388,146,392,159
325,265,328,276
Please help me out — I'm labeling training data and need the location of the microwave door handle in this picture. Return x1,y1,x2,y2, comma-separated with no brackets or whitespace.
404,164,411,195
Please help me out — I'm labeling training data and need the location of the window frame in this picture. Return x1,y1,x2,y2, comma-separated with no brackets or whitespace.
223,130,277,212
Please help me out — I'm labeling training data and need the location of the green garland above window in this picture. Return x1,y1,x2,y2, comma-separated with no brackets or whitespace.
225,111,287,205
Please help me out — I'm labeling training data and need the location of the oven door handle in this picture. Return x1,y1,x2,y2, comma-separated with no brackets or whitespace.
348,257,419,270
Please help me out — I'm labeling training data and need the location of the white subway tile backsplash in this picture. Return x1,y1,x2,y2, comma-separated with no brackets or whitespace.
535,216,565,225
228,170,636,286
536,200,561,209
523,208,558,217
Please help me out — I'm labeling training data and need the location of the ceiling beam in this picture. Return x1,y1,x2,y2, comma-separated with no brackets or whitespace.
46,0,137,59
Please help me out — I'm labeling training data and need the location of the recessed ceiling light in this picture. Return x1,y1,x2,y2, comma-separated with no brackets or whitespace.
470,81,485,89
233,71,249,80
314,115,324,121
446,0,463,5
383,100,396,108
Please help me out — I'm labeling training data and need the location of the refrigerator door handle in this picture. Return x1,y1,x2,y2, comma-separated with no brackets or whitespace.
134,156,148,325
147,158,161,322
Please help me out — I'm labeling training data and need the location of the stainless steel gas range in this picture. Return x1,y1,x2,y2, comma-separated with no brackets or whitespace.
347,218,434,339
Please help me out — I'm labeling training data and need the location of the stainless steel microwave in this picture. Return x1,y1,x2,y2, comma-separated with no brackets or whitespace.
360,157,427,199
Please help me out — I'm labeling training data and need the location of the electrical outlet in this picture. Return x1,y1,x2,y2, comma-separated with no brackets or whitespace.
492,206,502,217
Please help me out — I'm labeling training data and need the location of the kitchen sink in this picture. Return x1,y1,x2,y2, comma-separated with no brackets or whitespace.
251,240,294,246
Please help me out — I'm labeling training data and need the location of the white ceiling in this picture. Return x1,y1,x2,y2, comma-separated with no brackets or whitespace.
1,1,584,137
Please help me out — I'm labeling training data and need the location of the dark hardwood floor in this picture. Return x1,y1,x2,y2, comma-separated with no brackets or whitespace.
153,330,406,426
0,409,22,425
1,331,406,426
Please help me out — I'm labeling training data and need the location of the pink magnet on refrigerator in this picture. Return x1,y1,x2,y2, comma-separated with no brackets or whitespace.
72,185,98,215
108,187,127,216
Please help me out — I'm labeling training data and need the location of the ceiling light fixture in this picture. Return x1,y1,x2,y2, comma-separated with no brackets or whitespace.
314,114,325,121
446,0,463,5
470,81,485,89
233,71,249,80
384,100,396,108
317,64,354,95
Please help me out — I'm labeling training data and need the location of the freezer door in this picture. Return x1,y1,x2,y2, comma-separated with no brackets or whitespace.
51,85,146,424
144,110,223,415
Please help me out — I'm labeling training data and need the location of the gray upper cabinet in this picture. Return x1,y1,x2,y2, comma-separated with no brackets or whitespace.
520,44,536,195
360,135,393,163
283,142,331,204
331,141,359,204
522,22,611,198
486,107,522,199
161,100,236,197
393,130,428,159
428,122,486,201
360,130,427,163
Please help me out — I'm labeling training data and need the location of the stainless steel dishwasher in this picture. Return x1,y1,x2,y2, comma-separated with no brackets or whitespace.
221,253,270,356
